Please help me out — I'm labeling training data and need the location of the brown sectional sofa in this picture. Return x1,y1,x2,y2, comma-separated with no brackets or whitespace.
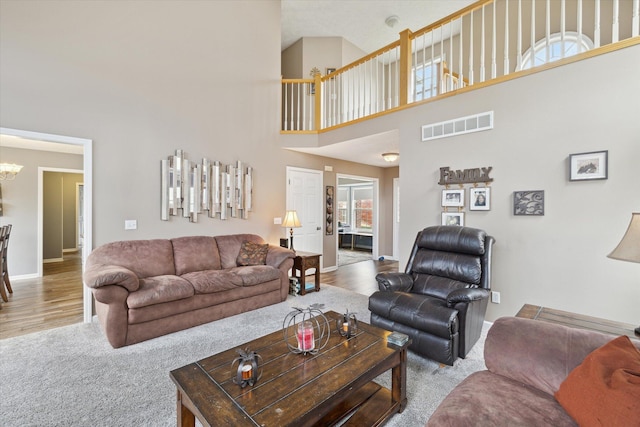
83,234,295,348
428,316,640,426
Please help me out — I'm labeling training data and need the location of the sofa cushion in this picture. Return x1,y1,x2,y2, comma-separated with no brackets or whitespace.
215,234,265,269
555,335,640,427
171,236,221,275
126,275,194,308
230,265,281,286
236,241,269,266
182,270,243,293
427,370,577,426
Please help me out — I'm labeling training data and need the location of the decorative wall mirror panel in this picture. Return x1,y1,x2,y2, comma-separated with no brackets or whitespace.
161,150,253,222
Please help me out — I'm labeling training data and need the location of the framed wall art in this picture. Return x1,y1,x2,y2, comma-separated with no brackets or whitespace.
514,190,544,216
442,212,465,226
325,185,334,235
469,187,490,211
442,189,464,207
569,150,608,181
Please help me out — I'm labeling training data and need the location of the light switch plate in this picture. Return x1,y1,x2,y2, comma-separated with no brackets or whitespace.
125,220,137,230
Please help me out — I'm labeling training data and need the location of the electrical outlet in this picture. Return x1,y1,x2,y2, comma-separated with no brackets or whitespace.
491,291,501,304
124,220,137,230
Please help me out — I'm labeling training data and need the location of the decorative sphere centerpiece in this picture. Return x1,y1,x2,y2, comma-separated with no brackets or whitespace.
283,303,330,355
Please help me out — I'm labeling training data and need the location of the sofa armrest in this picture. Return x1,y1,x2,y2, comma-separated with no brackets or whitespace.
265,245,296,269
484,317,617,396
375,272,413,292
83,264,140,292
446,288,489,307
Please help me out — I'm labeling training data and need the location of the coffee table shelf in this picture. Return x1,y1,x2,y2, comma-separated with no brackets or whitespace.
170,310,408,427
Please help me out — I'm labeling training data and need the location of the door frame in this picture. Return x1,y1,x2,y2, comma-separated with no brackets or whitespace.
392,177,399,261
1,127,94,323
40,168,83,263
336,173,379,264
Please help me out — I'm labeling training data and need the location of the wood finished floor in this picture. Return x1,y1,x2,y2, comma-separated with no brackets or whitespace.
0,254,398,340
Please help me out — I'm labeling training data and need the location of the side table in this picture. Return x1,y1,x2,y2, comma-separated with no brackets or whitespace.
292,251,321,295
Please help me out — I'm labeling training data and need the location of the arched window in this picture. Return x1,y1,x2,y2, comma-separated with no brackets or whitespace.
517,32,594,71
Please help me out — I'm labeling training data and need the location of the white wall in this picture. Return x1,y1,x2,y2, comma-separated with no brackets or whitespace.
398,45,639,325
1,0,397,276
306,44,640,326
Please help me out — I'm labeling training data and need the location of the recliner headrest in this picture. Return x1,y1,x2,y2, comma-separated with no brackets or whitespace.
416,226,487,256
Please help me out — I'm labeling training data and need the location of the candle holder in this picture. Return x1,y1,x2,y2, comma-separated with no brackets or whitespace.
336,310,358,338
231,347,262,388
283,303,330,355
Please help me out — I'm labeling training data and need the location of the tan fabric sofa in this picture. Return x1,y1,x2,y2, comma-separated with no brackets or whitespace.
428,316,640,426
83,234,295,348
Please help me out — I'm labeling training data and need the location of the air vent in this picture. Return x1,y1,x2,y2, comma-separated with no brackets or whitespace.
422,111,494,141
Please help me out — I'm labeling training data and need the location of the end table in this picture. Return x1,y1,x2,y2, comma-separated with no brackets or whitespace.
292,251,321,295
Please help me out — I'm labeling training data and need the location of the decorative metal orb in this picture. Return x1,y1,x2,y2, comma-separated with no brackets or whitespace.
283,303,330,355
231,347,262,388
336,310,358,338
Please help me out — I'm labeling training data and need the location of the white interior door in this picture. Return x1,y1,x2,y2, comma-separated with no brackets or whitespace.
286,167,323,254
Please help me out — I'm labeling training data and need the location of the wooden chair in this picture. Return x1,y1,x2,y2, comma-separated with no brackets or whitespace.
2,224,12,294
0,226,8,302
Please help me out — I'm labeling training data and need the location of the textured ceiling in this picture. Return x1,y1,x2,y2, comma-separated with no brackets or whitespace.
282,0,475,53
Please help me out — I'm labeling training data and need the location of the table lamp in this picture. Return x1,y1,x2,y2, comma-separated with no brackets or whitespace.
282,210,301,251
607,212,640,335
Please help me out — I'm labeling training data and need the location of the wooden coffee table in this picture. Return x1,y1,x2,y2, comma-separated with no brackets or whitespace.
170,310,409,426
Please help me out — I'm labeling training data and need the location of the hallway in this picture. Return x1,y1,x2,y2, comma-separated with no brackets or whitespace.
0,253,83,340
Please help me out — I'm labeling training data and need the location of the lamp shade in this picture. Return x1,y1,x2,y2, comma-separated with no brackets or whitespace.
282,210,301,228
607,212,640,263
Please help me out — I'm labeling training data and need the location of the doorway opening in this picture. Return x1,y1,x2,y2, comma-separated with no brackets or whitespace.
336,174,379,266
0,127,93,324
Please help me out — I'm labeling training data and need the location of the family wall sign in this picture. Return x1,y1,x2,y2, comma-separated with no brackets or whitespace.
438,166,493,186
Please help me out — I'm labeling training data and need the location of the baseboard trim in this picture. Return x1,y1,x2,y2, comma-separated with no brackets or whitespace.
11,273,39,281
63,248,79,253
321,265,338,273
43,258,64,264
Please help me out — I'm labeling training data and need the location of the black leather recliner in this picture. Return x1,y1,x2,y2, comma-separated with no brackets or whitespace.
368,225,495,366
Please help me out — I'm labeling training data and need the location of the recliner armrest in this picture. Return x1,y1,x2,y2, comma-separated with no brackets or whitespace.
375,272,413,292
446,287,490,307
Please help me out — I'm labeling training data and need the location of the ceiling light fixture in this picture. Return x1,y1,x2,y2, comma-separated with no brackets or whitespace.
385,15,399,28
382,152,399,162
0,163,24,180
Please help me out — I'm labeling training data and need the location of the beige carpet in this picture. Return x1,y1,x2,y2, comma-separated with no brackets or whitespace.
0,285,488,426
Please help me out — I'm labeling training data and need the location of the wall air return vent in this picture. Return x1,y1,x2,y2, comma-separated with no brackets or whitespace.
422,111,494,142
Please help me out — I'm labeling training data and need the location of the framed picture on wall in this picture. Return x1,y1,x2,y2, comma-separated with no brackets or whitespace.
442,189,464,207
569,150,608,181
469,187,490,211
442,212,465,226
513,190,544,216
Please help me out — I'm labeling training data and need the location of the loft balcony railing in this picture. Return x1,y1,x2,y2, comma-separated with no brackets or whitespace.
281,0,640,133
